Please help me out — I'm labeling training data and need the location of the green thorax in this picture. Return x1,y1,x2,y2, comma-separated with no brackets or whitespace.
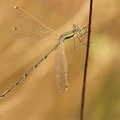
62,30,75,39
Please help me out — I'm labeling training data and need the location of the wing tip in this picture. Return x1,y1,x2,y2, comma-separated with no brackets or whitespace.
14,6,19,9
65,85,68,91
12,27,18,31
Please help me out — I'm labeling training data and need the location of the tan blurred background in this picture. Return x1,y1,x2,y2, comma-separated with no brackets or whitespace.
0,0,120,120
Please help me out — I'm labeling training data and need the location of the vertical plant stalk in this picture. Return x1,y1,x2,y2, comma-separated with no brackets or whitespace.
80,0,93,120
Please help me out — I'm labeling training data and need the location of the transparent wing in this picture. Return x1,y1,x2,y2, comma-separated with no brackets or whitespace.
12,6,59,43
13,6,59,36
56,40,68,95
12,27,57,43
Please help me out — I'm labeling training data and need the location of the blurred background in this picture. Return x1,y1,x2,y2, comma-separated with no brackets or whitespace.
0,0,120,120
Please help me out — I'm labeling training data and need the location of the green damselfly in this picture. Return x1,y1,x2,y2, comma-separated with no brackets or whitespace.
0,6,88,98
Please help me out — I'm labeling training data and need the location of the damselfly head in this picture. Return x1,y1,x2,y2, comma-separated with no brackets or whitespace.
73,24,82,34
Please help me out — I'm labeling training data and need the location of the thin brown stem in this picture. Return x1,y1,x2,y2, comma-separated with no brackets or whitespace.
80,0,93,120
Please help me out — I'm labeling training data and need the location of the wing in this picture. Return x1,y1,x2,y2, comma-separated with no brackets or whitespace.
56,40,68,95
12,27,57,43
11,6,59,43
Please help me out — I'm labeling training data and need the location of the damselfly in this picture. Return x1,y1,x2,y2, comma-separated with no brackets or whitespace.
0,6,88,98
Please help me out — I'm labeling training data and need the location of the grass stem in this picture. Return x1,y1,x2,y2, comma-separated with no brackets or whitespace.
80,0,93,120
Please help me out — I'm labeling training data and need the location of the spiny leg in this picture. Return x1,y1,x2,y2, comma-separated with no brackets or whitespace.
82,25,89,32
77,26,89,42
73,37,78,50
